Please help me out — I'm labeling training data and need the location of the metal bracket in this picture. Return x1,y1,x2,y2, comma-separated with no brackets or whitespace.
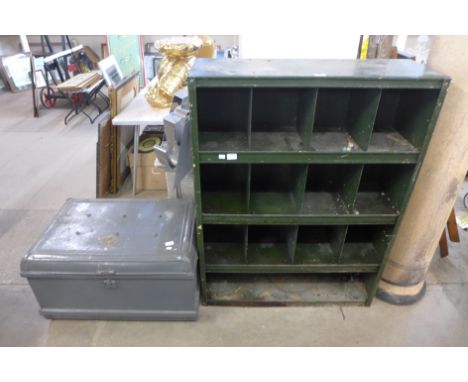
153,88,192,198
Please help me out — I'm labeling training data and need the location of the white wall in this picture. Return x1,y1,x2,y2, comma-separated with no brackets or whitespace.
3,34,358,60
6,35,239,58
401,35,432,64
239,33,360,59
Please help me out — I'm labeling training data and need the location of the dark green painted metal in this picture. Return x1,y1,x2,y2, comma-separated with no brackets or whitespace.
347,89,382,150
190,59,449,82
298,89,318,146
202,213,398,225
205,263,379,273
189,60,450,305
294,165,309,211
330,226,348,263
244,163,251,263
287,226,299,263
312,88,381,151
204,239,381,273
243,225,249,263
386,89,441,150
194,78,445,89
188,80,208,302
247,88,253,148
198,152,419,164
339,165,364,211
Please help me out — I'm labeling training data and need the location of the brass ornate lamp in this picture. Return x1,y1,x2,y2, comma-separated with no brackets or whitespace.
146,36,202,108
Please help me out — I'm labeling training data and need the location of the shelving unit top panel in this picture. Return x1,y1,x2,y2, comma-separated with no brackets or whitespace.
190,59,449,82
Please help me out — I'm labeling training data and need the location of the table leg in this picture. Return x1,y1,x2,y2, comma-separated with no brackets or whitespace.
133,125,140,196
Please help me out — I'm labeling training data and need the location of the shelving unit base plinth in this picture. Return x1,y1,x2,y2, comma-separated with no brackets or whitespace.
205,274,370,306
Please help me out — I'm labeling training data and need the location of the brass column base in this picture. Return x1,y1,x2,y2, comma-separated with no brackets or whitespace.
376,279,426,305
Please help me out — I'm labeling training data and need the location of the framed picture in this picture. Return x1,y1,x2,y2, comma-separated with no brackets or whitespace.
0,65,10,90
30,69,46,88
98,55,123,88
97,72,140,196
1,54,32,91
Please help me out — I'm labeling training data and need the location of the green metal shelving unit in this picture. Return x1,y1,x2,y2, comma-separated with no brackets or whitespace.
189,59,450,305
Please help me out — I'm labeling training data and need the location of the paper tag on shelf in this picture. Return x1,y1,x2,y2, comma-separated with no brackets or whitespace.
226,153,237,160
218,154,226,160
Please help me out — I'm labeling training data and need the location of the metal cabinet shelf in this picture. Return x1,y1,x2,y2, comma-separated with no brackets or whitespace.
189,59,449,305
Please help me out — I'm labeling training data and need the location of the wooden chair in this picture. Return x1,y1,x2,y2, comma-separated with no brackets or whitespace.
439,208,460,257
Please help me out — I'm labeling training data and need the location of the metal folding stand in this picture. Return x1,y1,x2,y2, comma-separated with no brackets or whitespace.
63,79,109,125
154,88,192,199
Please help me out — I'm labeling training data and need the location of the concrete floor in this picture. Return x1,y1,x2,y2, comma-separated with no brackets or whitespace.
0,90,467,346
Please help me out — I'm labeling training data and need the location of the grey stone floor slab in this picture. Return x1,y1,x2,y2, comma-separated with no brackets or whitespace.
0,90,467,347
427,227,468,284
0,133,96,210
0,209,57,285
341,284,468,346
1,283,467,346
0,285,49,346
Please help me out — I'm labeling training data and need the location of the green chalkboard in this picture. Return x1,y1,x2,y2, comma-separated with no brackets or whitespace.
107,35,145,87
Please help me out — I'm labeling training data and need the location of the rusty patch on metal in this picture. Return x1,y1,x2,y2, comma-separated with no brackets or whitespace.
98,234,119,247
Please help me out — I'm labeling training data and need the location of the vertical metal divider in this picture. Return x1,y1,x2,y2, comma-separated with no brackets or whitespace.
289,164,308,264
347,89,382,150
335,161,365,263
298,88,318,149
364,225,394,303
335,89,382,264
330,227,348,264
296,89,318,206
244,88,253,264
287,226,299,264
332,164,364,264
353,89,387,301
335,155,365,264
290,88,318,264
244,164,251,264
188,81,208,302
247,88,253,150
373,226,393,261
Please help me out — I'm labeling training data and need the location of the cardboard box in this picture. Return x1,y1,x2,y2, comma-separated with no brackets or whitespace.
128,146,167,191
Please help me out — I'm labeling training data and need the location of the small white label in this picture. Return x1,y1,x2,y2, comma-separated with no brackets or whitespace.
164,240,175,247
313,73,327,77
218,154,226,160
226,153,237,160
166,246,173,251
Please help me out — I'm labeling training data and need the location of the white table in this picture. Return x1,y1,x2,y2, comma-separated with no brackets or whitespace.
112,88,170,195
